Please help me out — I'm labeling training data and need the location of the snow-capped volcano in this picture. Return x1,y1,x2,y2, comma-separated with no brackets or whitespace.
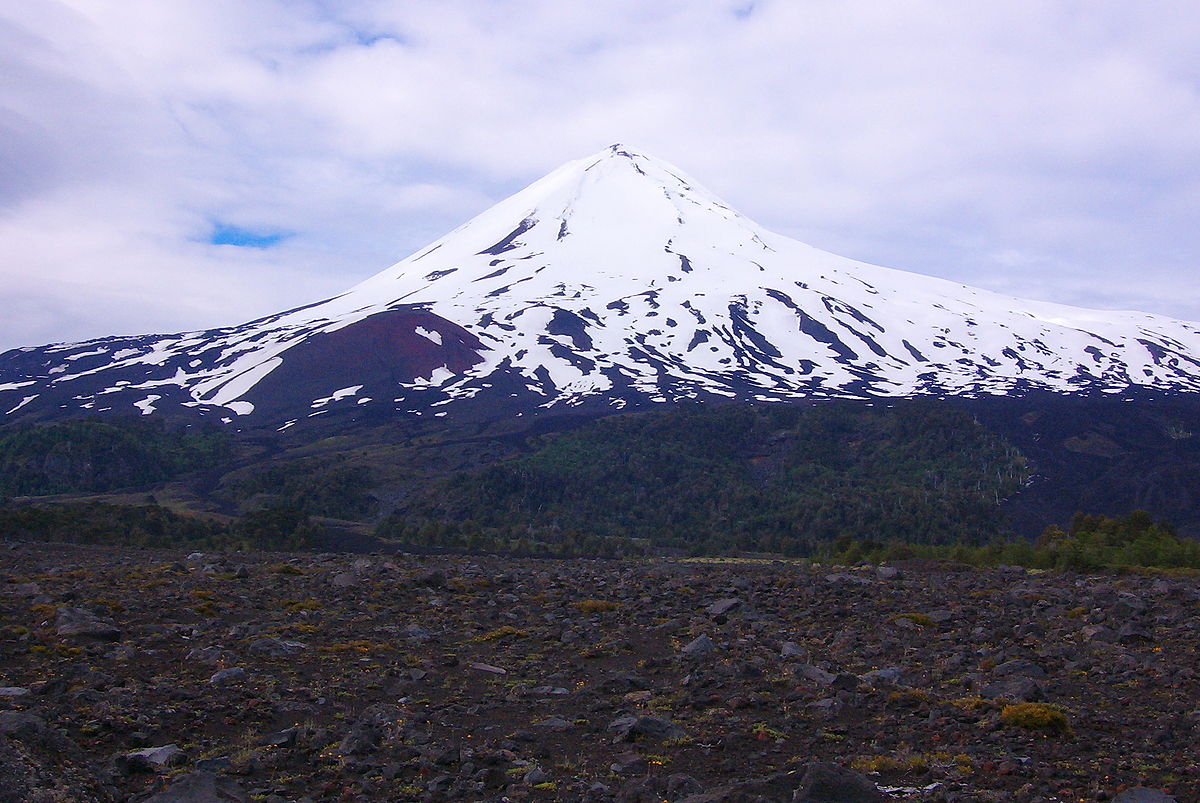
3,144,1200,429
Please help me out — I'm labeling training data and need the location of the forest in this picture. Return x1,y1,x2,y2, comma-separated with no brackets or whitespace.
2,403,1199,571
377,400,1030,556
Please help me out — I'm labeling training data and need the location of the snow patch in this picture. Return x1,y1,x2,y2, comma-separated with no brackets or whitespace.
6,395,38,415
133,395,161,415
311,385,365,409
414,327,443,345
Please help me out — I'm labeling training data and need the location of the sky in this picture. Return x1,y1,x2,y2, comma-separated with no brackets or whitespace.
2,1,1199,351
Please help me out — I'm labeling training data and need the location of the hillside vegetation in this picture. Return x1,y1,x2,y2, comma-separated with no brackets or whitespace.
0,417,230,497
379,401,1030,555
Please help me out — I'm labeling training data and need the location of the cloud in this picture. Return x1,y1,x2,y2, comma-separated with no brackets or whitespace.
1,0,1198,351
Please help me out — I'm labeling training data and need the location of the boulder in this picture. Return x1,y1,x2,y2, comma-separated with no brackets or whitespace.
55,607,120,641
143,771,247,803
1112,788,1178,803
681,634,717,658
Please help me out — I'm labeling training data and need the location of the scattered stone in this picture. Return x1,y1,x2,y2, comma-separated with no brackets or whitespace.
795,663,836,686
210,667,248,685
681,634,717,658
1112,788,1178,803
859,666,902,685
706,598,741,616
1117,623,1154,643
780,641,806,659
116,744,188,773
981,677,1043,702
329,572,358,588
143,771,247,803
1,544,1197,801
55,607,121,640
248,637,306,657
610,753,649,775
0,711,45,740
608,713,687,743
535,717,573,731
794,761,887,802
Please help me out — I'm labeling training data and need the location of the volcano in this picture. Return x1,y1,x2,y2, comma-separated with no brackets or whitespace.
3,144,1200,431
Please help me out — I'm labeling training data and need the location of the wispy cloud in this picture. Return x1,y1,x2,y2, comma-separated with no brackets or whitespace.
1,0,1198,350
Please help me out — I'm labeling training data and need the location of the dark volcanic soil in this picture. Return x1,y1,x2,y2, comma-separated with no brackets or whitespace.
0,544,1196,802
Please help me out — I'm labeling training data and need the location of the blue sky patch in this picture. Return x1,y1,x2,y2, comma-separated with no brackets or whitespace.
208,222,290,249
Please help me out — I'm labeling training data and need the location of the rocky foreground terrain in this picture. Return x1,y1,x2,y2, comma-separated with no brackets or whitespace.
0,544,1195,802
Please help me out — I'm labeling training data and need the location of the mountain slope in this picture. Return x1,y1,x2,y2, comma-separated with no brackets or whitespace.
3,144,1200,430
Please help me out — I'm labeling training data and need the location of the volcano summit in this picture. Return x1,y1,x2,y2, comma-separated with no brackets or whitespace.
3,144,1200,430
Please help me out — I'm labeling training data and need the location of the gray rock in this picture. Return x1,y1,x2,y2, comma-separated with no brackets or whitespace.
258,728,298,748
210,667,248,685
186,646,234,665
1112,788,1178,803
1082,625,1116,643
824,573,872,586
795,761,887,802
524,767,550,785
780,641,807,659
248,637,307,657
876,566,902,580
859,666,903,685
404,623,433,641
55,607,121,640
980,677,1042,701
666,773,703,798
117,744,188,773
608,713,686,743
0,711,46,740
681,634,717,658
1112,593,1148,618
808,698,843,719
535,717,573,732
530,685,570,696
993,658,1046,679
706,598,741,616
610,752,648,775
143,771,247,803
329,572,358,588
0,687,30,698
1117,623,1154,643
795,663,836,686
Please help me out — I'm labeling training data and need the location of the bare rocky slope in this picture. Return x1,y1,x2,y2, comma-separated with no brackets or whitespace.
0,542,1194,802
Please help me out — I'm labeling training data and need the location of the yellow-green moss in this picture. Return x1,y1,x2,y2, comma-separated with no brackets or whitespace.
1000,702,1071,735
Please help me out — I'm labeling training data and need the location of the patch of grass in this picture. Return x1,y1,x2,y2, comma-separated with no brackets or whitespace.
949,696,994,712
283,598,322,612
317,640,381,654
888,612,933,627
751,722,786,741
887,688,931,707
570,599,621,613
472,625,527,643
999,702,1071,735
268,562,304,575
851,753,929,775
